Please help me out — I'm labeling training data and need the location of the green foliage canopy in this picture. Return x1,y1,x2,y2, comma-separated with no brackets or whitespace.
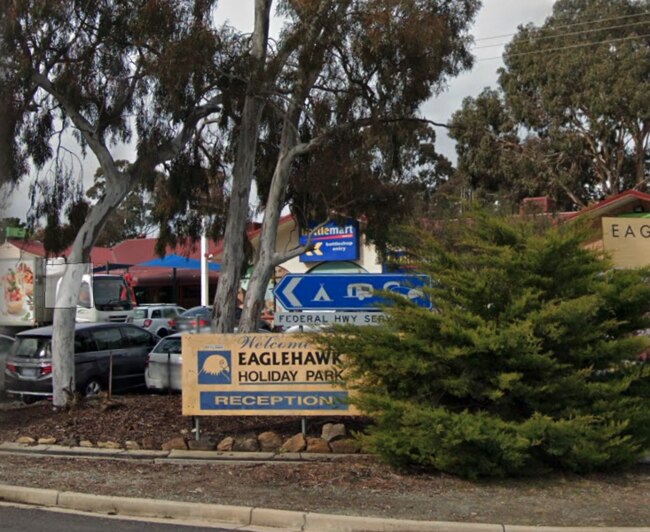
319,212,650,477
448,0,650,211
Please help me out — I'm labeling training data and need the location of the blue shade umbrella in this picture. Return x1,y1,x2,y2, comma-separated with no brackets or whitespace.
137,254,220,271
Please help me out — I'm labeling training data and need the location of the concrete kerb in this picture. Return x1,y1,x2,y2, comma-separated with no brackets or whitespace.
56,491,252,525
303,513,504,532
0,484,58,507
2,484,650,532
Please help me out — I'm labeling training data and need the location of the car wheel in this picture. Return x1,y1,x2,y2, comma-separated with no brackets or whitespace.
157,328,168,337
83,378,103,397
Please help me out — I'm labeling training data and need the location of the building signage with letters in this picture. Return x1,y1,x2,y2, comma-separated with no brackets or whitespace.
182,333,359,416
275,311,387,327
602,217,650,269
299,220,359,262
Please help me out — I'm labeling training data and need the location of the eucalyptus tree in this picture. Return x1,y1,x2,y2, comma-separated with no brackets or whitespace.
209,0,481,333
86,162,160,247
1,0,225,407
499,0,650,198
449,89,597,211
448,0,649,210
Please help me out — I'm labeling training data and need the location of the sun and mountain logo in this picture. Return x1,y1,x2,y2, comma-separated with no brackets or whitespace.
198,350,232,385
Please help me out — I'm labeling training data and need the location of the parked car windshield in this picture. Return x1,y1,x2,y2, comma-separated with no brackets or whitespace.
153,337,182,354
11,336,51,358
93,277,134,311
180,306,211,318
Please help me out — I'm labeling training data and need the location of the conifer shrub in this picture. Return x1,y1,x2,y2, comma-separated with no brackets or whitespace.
318,212,650,478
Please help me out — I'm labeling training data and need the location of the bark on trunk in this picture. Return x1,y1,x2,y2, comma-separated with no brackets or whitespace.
51,276,82,408
634,130,648,185
212,0,271,333
238,6,332,332
51,181,129,407
239,152,291,332
212,97,264,333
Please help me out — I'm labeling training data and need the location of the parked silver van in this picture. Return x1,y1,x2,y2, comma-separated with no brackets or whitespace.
4,323,159,401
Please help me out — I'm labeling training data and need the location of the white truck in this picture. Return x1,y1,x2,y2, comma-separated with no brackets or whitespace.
1,257,135,331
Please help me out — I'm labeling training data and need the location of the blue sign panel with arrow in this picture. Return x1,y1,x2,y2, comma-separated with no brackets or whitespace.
273,274,431,311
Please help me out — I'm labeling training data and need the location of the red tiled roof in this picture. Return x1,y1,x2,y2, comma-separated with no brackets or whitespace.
6,239,115,265
89,247,115,266
6,215,298,267
565,190,650,220
111,237,223,266
6,239,48,257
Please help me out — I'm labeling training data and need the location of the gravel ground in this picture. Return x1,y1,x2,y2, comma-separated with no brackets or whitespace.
1,394,650,527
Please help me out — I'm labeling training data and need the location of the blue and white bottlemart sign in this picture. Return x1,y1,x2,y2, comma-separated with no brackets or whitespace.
299,220,359,262
182,333,360,416
274,273,432,311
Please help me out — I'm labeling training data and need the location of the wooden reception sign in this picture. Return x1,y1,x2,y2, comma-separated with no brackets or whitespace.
182,333,359,416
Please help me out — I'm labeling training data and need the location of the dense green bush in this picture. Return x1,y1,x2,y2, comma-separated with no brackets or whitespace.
318,213,650,478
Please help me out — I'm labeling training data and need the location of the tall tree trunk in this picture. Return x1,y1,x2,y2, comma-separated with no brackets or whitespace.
239,150,292,332
51,181,129,407
634,129,648,185
240,117,301,331
212,0,271,332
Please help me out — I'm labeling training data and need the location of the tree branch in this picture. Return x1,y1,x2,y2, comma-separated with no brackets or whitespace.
30,71,121,180
272,217,331,265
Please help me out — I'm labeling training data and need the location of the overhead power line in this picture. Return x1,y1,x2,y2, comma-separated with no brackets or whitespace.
473,19,650,50
477,32,650,62
473,11,650,42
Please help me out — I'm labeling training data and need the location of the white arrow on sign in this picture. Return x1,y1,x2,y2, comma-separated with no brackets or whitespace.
282,277,302,308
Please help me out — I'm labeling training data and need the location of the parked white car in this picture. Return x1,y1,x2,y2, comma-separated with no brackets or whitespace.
128,304,186,337
145,333,182,392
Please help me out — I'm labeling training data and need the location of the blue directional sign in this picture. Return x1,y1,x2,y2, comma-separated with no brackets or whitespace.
273,274,431,311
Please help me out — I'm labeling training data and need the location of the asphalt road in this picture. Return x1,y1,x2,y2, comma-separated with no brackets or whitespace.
0,505,240,532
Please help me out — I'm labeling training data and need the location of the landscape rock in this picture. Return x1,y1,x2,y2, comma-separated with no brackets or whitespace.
329,438,362,454
58,437,79,447
321,423,346,442
125,440,140,450
233,436,260,452
79,440,94,448
188,438,216,451
161,437,187,451
15,436,35,444
258,431,282,452
280,433,307,453
97,441,121,449
141,437,155,450
217,436,234,452
306,437,331,453
37,437,57,445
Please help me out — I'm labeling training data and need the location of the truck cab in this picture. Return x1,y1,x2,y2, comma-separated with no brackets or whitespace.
76,274,135,323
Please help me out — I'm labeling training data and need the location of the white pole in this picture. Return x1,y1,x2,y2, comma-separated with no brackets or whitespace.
200,230,209,306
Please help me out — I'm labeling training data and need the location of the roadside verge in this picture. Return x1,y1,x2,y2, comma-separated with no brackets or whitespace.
1,484,650,532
